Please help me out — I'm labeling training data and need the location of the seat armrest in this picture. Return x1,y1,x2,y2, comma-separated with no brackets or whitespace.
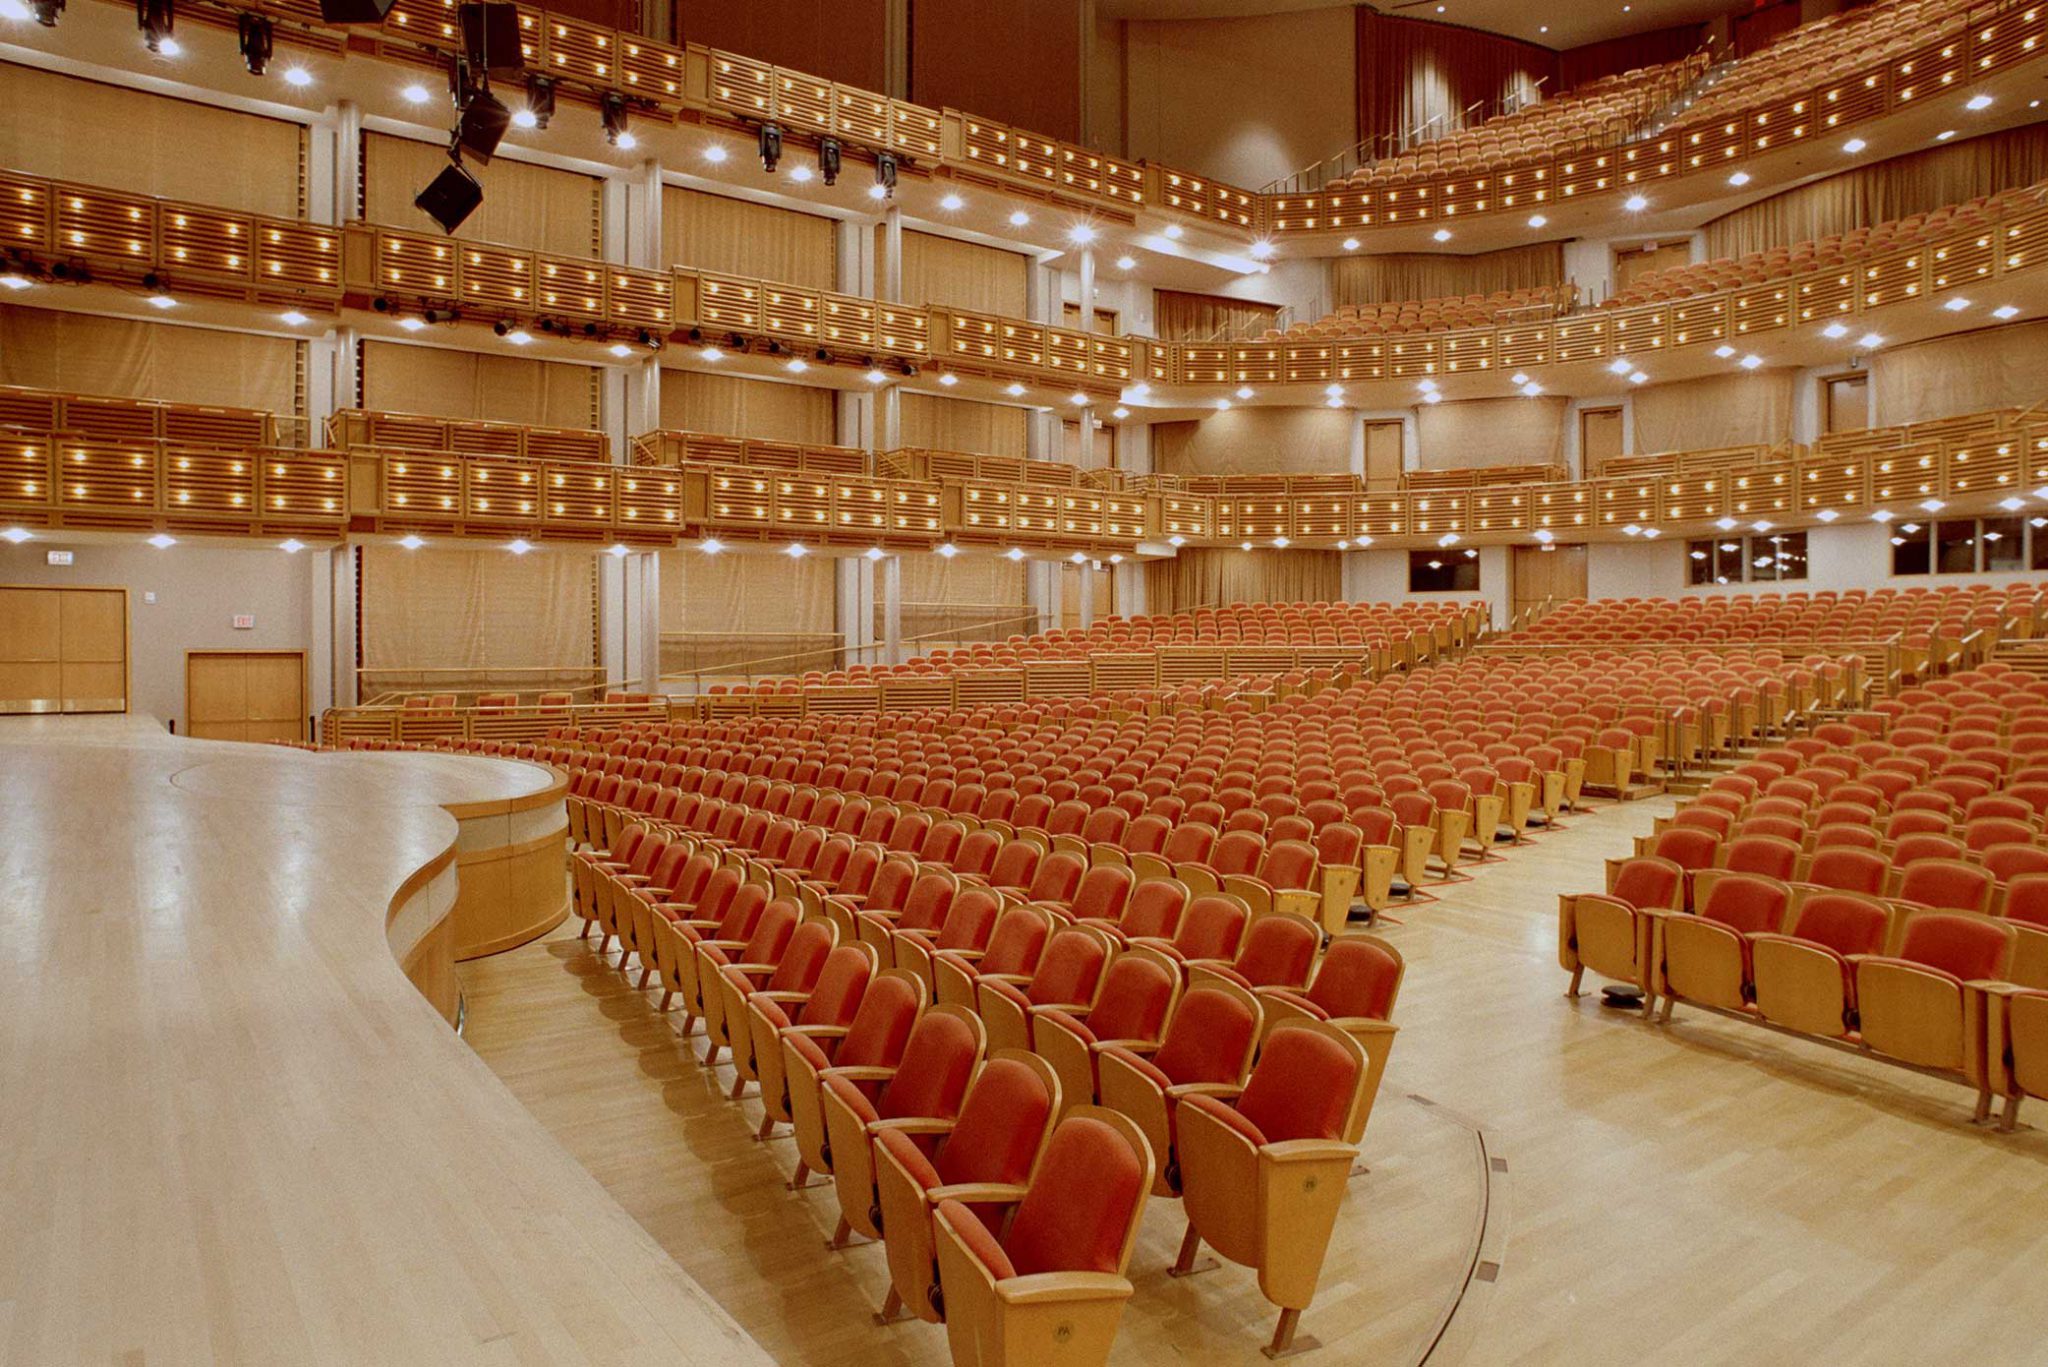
1164,1081,1244,1102
786,1024,851,1041
820,1064,898,1083
926,1182,1028,1207
994,1273,1134,1305
1259,1138,1359,1164
866,1117,958,1138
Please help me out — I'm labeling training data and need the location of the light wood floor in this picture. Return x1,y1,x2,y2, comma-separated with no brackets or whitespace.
460,799,2048,1366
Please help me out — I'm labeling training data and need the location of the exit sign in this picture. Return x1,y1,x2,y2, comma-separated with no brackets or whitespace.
45,550,72,566
232,614,255,630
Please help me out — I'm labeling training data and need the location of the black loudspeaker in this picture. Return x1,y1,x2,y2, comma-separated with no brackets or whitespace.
460,2,523,76
455,91,512,163
317,0,395,23
414,162,483,235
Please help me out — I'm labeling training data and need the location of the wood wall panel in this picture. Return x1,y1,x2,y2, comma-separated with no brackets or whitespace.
912,0,1082,144
676,0,887,93
0,586,125,715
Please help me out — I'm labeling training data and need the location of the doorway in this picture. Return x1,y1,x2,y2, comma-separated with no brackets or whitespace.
1825,374,1870,434
0,585,128,715
1364,420,1404,486
187,650,306,742
1511,544,1587,628
1580,406,1624,474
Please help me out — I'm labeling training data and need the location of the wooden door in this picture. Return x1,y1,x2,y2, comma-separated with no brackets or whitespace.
1511,545,1587,628
1058,563,1112,630
1364,421,1404,486
1580,407,1624,474
1826,374,1869,434
0,585,127,714
187,650,305,742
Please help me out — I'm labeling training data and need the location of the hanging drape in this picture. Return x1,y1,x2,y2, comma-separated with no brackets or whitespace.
0,306,300,415
1355,8,1557,152
659,547,839,677
897,394,1029,456
1144,549,1343,615
1153,291,1284,343
663,186,836,289
1152,409,1356,477
360,342,601,429
360,545,597,695
361,133,601,257
1871,321,2048,425
674,0,888,91
900,231,1030,315
1414,397,1568,470
1330,242,1565,305
1557,25,1706,92
1630,371,1796,454
1701,124,2048,259
0,64,304,218
892,555,1030,647
657,369,836,442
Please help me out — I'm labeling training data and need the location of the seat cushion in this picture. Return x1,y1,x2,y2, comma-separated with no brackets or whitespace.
937,1199,1015,1281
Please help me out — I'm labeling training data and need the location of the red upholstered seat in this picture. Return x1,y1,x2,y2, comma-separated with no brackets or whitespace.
1272,935,1402,1021
1609,856,1683,910
950,1114,1147,1278
1897,859,1995,912
1698,873,1790,936
1898,913,2009,982
1805,847,1889,896
1184,1024,1359,1146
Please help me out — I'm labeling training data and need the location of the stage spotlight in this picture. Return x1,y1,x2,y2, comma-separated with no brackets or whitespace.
25,0,62,24
459,1,522,76
818,137,842,186
414,159,483,234
237,14,273,74
758,122,783,172
454,90,512,162
601,92,631,147
317,0,393,23
874,151,898,200
523,74,554,129
136,0,173,53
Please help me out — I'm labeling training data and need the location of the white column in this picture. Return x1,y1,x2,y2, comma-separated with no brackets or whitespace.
627,159,663,269
328,546,358,708
881,554,903,664
307,546,334,722
598,550,627,688
878,388,901,451
1114,560,1146,617
1078,564,1096,630
881,205,904,304
632,551,662,695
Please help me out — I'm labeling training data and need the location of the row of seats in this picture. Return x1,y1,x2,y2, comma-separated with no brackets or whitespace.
1559,663,2048,1127
1255,284,1576,343
561,742,1403,1358
1512,585,2046,647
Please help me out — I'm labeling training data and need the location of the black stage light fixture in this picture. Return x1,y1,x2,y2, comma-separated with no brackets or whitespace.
601,92,630,147
459,1,523,76
237,14,273,75
422,307,460,324
317,0,395,23
491,318,515,336
28,0,64,25
875,151,899,200
758,122,783,173
454,89,512,162
136,0,173,53
414,160,484,234
524,74,555,129
818,137,842,187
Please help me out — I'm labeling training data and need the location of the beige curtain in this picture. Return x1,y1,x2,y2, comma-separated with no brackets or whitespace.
893,554,1030,645
659,548,838,675
0,64,303,218
1630,371,1795,454
360,545,596,693
1331,243,1565,305
1144,549,1342,615
1872,321,2048,425
362,133,600,257
1153,409,1355,476
360,341,600,428
664,186,836,289
1702,124,2048,258
0,306,299,414
898,393,1029,456
657,369,836,442
901,231,1029,315
1414,397,1568,469
1154,291,1283,343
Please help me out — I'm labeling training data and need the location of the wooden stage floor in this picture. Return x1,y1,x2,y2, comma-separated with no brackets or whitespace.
460,796,2048,1366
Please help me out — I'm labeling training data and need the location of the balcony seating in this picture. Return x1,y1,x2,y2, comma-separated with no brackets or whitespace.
1256,283,1575,344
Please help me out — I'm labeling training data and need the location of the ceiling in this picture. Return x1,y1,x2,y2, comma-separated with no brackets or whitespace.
1095,0,1747,52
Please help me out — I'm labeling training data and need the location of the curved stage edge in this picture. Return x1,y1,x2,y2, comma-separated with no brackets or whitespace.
0,715,771,1366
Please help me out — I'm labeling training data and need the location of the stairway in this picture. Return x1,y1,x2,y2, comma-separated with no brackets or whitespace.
1629,58,1741,143
1995,638,2048,677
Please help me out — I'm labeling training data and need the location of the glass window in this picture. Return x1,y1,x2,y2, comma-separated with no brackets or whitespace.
2031,516,2048,572
1771,530,1809,582
1686,532,1807,584
1981,517,2024,573
1687,539,1715,586
1936,520,1978,575
1408,548,1479,592
1891,520,1932,576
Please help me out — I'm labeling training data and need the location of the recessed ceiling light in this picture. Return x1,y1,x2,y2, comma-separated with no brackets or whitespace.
1993,305,2021,320
1422,391,1443,404
1240,541,1253,551
1248,240,1275,259
1324,384,1344,398
784,542,808,558
1815,509,1839,523
279,310,308,326
700,537,724,554
1521,381,1543,396
1871,510,1894,523
938,372,958,386
507,538,533,555
1936,129,1957,141
146,533,177,549
282,68,312,87
1009,210,1030,227
1070,392,1089,405
1623,195,1648,212
398,534,425,550
936,543,959,558
1858,332,1884,349
1005,382,1026,397
1822,322,1850,339
1728,171,1752,187
1966,94,1993,111
940,193,965,211
145,294,176,309
1342,237,1361,250
786,358,808,373
1944,297,1972,311
1164,224,1184,239
1739,354,1764,369
1112,406,1129,419
512,109,539,129
0,274,31,291
1235,386,1255,400
1527,214,1547,228
1004,547,1025,561
1629,371,1648,384
1432,228,1452,242
1843,138,1867,154
504,329,532,345
1713,345,1736,358
790,166,814,182
1272,536,1290,548
1326,396,1344,408
609,343,633,358
700,346,723,361
1,527,33,544
1068,224,1097,244
1715,517,1738,530
397,317,426,332
866,184,888,200
1116,255,1136,270
1168,535,1186,547
2001,496,2027,511
401,84,431,105
703,145,729,164
865,369,888,384
1608,358,1633,375
1216,399,1232,410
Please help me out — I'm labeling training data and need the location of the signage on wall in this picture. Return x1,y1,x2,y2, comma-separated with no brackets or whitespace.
45,550,72,566
232,614,255,630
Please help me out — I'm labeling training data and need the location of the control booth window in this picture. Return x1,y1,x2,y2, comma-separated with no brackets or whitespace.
1687,531,1807,585
1896,516,2031,575
1409,547,1480,592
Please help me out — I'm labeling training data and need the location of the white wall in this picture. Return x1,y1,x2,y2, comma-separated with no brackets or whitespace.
1122,6,1357,189
1,539,317,732
1587,520,2048,601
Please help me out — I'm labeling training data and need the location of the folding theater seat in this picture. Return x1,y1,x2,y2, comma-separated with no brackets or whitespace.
1251,933,1402,1139
850,868,959,956
1217,839,1321,922
1073,876,1188,947
1560,856,1687,1004
1649,873,1797,1022
1185,915,1320,995
1173,1021,1372,1356
784,971,928,1189
743,943,877,1140
1126,894,1250,974
692,899,803,1067
930,1109,1154,1367
892,886,1003,994
1349,807,1428,912
822,1005,989,1248
976,926,1117,1054
1174,831,1267,901
1852,913,2014,1120
650,872,771,1035
1032,955,1181,1119
934,906,1059,1010
707,918,838,1088
874,1052,1063,1324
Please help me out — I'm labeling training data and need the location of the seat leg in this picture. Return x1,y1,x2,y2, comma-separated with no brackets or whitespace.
1566,966,1583,998
755,1115,778,1141
637,966,653,990
873,1286,906,1326
828,1216,853,1250
702,1041,723,1068
578,918,593,939
656,989,673,1012
728,1073,748,1101
1170,1224,1205,1277
1268,1309,1302,1358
